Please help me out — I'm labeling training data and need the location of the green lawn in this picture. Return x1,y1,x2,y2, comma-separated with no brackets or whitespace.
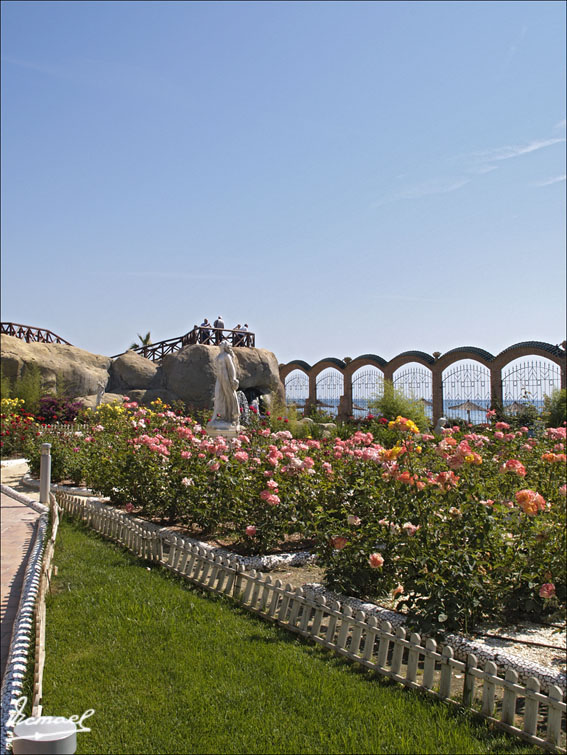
39,517,540,754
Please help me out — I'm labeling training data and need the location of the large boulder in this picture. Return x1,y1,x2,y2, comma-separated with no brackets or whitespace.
106,350,160,393
161,344,284,409
74,392,128,409
0,335,111,397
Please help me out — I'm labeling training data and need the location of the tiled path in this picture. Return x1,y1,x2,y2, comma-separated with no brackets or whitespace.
1,464,41,682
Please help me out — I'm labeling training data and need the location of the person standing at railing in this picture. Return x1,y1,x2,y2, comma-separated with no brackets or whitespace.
241,323,249,347
232,324,244,347
200,318,212,344
213,315,225,344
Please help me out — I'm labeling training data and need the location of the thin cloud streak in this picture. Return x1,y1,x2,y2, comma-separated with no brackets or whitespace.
374,294,458,303
533,174,566,187
474,137,565,163
120,272,248,281
375,177,470,207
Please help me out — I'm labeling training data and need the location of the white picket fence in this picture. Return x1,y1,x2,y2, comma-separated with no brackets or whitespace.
38,423,90,435
55,490,566,753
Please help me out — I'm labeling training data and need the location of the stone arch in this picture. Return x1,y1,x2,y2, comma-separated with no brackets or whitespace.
392,361,434,420
500,354,563,411
315,366,344,416
442,358,491,424
351,364,385,417
279,360,311,382
283,368,310,412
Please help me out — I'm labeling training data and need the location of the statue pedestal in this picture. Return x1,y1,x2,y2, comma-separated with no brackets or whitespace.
206,420,241,439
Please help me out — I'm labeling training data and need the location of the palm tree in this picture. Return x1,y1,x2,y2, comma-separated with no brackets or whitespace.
129,331,152,350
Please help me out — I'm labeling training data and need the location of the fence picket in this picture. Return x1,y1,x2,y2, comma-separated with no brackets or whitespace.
324,600,341,646
249,572,262,610
241,570,256,604
336,605,353,650
376,621,392,669
422,638,437,690
277,584,293,623
310,596,326,637
288,588,304,628
546,684,563,747
259,575,273,613
501,668,519,726
523,676,540,737
406,633,421,684
350,611,365,657
390,626,406,676
298,598,312,633
439,645,454,699
463,653,477,708
481,660,498,717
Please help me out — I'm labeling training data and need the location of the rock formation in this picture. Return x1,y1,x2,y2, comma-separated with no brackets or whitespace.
0,335,111,397
1,335,285,411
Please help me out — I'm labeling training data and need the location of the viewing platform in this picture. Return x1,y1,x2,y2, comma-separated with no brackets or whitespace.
0,322,72,345
112,326,256,362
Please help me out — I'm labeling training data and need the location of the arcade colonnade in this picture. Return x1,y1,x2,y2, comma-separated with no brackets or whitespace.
279,341,566,424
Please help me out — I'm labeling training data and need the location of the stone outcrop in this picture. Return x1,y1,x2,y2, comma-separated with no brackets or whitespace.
107,350,160,393
161,345,285,409
1,337,284,411
0,335,111,397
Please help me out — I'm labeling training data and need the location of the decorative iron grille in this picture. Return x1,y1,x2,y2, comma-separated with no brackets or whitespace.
315,369,344,416
502,359,562,411
393,366,433,419
284,371,309,410
352,368,384,418
443,361,491,424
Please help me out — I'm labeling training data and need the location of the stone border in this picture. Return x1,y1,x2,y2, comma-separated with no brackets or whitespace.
0,485,48,515
301,585,566,694
0,459,29,468
21,475,98,499
0,487,48,754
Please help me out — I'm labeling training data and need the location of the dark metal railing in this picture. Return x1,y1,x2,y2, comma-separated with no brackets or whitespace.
112,327,255,362
1,322,72,345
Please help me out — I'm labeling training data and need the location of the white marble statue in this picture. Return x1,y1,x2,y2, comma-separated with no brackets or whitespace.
207,343,241,435
95,381,106,408
433,416,448,435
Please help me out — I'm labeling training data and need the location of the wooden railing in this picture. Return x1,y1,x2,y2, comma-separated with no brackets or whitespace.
56,490,567,753
1,322,72,345
112,327,255,362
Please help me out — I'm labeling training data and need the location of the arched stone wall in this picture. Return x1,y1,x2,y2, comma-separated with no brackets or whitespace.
279,342,566,423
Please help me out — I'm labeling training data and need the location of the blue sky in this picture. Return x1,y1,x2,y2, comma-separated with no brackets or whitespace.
1,0,565,365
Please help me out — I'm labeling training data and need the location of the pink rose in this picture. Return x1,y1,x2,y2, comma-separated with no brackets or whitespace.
245,525,257,537
402,522,419,536
125,503,134,513
539,583,556,599
330,536,348,550
368,552,384,568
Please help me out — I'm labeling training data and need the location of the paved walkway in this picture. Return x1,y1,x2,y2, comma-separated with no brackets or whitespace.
0,463,42,682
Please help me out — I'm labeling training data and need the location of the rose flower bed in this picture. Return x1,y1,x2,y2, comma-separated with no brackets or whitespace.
22,398,566,635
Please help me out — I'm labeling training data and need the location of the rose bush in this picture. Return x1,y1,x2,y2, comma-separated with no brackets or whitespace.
23,400,566,634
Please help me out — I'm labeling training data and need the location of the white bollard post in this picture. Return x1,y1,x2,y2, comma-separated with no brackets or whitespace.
40,443,52,505
12,716,77,754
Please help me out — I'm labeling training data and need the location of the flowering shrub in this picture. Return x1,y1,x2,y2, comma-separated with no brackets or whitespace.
36,396,84,424
23,403,566,634
1,397,39,458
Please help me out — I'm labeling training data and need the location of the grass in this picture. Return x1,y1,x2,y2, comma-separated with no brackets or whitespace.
38,517,541,755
